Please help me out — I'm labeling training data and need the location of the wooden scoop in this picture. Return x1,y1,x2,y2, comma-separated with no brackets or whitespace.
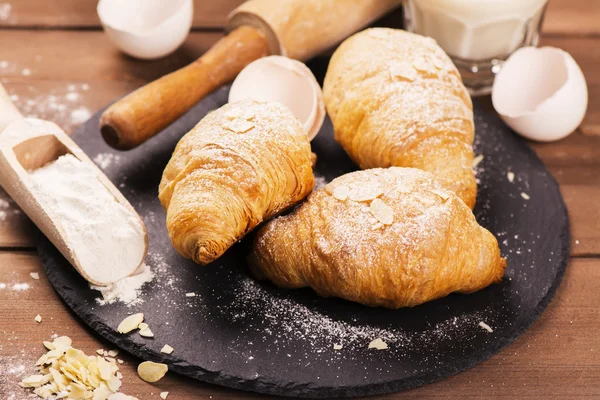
100,0,402,150
0,84,148,286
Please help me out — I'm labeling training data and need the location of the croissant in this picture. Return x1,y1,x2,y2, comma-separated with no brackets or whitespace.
248,167,505,308
159,100,314,265
323,28,477,208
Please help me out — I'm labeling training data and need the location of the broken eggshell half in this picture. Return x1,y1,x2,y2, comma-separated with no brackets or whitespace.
492,46,588,142
229,56,326,141
97,0,193,60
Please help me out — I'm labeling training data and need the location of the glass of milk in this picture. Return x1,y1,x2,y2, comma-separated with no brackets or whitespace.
404,0,549,96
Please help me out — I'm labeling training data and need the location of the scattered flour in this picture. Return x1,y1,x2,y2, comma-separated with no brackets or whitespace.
70,107,92,125
93,153,121,170
11,283,30,291
314,173,328,190
29,154,146,285
0,3,12,21
6,83,92,131
91,263,154,306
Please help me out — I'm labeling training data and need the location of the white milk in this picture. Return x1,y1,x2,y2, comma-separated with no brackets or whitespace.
408,0,548,61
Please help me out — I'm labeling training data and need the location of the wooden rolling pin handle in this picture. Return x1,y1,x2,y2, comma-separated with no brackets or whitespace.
100,26,270,150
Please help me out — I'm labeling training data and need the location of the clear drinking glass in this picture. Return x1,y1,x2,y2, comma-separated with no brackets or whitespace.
404,0,549,96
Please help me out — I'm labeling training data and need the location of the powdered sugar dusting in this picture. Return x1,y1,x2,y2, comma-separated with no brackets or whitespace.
7,83,92,132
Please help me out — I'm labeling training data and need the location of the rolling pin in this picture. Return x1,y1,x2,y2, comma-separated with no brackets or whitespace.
100,0,403,150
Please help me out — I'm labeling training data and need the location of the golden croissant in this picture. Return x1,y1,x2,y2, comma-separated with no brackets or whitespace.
159,100,314,265
323,28,477,208
249,168,505,309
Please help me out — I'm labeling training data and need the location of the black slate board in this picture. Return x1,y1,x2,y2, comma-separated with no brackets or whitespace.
39,82,569,398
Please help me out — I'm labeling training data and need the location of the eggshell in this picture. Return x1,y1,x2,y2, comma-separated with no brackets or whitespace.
229,56,325,141
492,46,588,142
97,0,193,60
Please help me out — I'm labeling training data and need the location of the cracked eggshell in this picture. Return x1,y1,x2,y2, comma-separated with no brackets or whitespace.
97,0,193,60
229,56,325,141
492,46,587,142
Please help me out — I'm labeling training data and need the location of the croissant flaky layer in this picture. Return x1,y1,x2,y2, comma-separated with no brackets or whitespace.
323,28,477,208
249,168,505,308
159,100,314,265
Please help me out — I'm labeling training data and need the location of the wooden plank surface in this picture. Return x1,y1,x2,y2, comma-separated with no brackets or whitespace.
2,253,598,399
1,1,599,399
0,0,598,36
0,0,246,29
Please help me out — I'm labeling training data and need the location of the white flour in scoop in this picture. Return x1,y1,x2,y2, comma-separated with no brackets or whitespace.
30,154,146,285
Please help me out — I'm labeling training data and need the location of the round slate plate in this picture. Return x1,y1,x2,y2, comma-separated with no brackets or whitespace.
39,83,569,398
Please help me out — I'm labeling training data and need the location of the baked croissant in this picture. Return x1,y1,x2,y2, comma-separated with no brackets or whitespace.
159,100,314,265
323,28,477,208
249,168,505,308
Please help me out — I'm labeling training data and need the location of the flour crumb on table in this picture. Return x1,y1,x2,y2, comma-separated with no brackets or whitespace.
507,171,515,183
368,338,388,350
479,321,494,333
520,192,530,200
160,392,169,399
34,315,42,323
333,344,343,350
29,272,40,280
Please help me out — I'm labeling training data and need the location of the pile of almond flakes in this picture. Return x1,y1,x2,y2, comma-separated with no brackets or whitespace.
20,336,137,400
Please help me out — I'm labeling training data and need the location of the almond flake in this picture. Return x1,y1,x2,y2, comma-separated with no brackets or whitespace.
160,344,174,355
30,272,40,280
21,374,51,388
332,185,349,201
35,314,42,323
52,337,72,352
368,338,388,350
369,198,394,225
138,323,149,331
371,222,383,231
92,386,112,400
160,392,169,400
333,344,343,350
43,341,54,351
368,29,389,39
96,349,104,355
348,185,384,202
117,359,124,364
479,321,493,333
107,349,119,357
389,62,418,81
507,171,515,183
223,119,254,134
472,154,484,168
107,375,122,392
139,328,154,338
431,189,450,200
521,192,530,200
137,361,168,383
224,108,254,121
117,313,144,334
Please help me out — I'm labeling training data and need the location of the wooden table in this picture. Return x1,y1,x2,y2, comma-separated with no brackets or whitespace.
1,1,599,399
